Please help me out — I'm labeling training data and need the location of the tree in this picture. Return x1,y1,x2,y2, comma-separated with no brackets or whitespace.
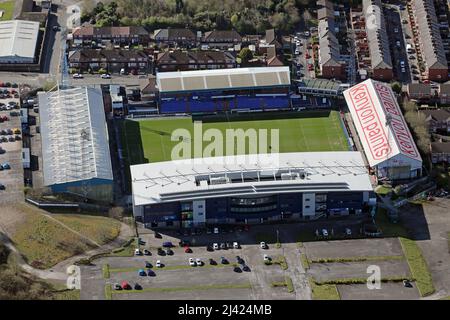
391,81,402,94
238,47,253,64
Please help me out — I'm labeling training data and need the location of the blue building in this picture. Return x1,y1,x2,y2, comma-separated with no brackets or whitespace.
155,67,292,114
131,152,376,228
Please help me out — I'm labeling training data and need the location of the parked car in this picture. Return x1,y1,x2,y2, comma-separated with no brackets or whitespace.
403,280,413,288
213,227,219,234
263,254,271,262
154,232,162,238
72,73,83,79
260,242,267,249
0,184,5,190
157,247,165,255
209,258,217,265
236,256,244,264
155,260,162,268
195,258,203,266
113,283,122,290
213,243,219,250
322,229,329,237
134,283,142,290
242,265,251,272
121,281,131,290
134,248,142,256
2,163,10,170
138,269,146,276
143,249,151,256
220,256,228,264
100,74,111,79
189,258,196,266
184,246,192,253
233,266,242,273
233,242,240,249
145,261,152,268
345,228,352,236
165,248,174,255
147,269,155,276
162,241,173,248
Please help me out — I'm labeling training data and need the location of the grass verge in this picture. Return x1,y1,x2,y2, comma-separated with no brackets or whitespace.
309,278,340,300
271,276,294,293
52,289,80,300
314,276,413,285
272,256,288,270
399,237,435,297
300,253,310,270
52,214,121,245
309,255,404,264
103,264,110,279
104,284,112,300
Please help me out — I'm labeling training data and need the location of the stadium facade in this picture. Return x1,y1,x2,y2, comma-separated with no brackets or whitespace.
131,152,376,228
156,67,292,113
344,79,422,180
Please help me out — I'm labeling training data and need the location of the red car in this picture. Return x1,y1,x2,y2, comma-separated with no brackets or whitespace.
305,53,311,59
308,64,314,71
184,246,192,253
121,281,131,290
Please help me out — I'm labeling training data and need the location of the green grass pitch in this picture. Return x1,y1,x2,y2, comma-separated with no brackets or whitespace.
0,1,15,21
120,110,350,165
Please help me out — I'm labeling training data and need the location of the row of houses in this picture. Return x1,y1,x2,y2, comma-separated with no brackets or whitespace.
406,82,450,104
71,26,289,51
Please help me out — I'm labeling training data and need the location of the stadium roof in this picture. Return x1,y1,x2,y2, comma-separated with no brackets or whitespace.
343,79,422,169
0,20,39,60
156,67,290,93
38,86,113,186
130,152,373,206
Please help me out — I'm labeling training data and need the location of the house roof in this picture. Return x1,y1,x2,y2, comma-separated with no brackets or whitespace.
318,18,342,67
431,142,450,153
156,50,235,65
264,29,282,48
203,30,241,42
154,28,196,40
69,49,148,62
413,0,448,70
420,109,450,122
439,83,450,95
267,55,284,67
362,0,393,70
72,26,149,37
407,83,432,95
0,20,40,60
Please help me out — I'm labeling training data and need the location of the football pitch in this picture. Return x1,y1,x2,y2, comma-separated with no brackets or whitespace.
120,110,350,165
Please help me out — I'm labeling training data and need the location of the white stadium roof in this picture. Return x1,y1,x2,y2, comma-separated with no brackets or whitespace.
0,20,39,61
156,67,291,93
343,79,422,169
38,86,113,186
131,152,373,206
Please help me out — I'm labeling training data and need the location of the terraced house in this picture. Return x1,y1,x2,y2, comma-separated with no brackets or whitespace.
362,0,393,81
201,30,242,49
71,26,150,45
411,0,449,81
69,49,149,73
155,50,236,72
317,0,346,80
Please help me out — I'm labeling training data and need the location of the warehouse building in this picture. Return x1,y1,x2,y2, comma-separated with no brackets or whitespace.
38,86,114,202
344,79,422,180
131,152,376,228
155,67,291,113
0,20,40,64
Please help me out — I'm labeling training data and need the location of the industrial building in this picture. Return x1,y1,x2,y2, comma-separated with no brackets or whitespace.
38,86,114,202
0,20,40,64
344,79,422,180
131,152,376,228
155,67,291,113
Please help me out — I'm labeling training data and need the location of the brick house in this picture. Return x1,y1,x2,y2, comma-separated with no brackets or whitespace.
431,142,450,163
69,49,149,73
72,26,150,45
420,109,450,133
155,50,236,72
153,28,197,47
201,30,242,49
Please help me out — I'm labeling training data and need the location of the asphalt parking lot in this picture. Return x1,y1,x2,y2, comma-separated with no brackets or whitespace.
81,242,300,300
338,282,420,300
0,94,24,205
